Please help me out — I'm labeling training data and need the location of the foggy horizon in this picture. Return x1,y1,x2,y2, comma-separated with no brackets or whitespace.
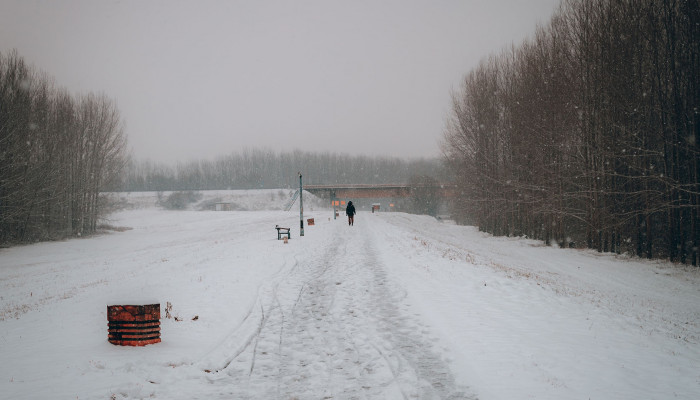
0,0,561,164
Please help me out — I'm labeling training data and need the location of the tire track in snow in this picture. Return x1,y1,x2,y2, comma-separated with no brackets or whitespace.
359,223,475,400
192,219,476,399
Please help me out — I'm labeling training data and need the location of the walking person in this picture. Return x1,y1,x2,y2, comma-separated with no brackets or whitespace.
346,201,356,226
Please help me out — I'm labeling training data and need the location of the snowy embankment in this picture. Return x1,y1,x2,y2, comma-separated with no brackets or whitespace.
1,189,699,399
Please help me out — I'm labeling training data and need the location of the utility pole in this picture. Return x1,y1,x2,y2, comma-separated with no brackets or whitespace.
299,172,304,237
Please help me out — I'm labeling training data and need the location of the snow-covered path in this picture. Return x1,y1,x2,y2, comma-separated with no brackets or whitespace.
1,191,699,399
183,218,473,399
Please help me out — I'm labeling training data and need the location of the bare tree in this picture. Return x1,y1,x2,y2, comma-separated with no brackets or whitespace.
442,0,699,265
0,50,127,245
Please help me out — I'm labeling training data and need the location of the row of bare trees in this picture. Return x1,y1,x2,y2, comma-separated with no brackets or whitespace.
443,0,699,265
119,149,449,191
0,50,127,244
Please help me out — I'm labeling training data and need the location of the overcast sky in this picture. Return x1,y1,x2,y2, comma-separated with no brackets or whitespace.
0,0,560,164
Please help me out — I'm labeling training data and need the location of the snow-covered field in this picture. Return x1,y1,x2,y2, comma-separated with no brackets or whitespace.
1,190,699,399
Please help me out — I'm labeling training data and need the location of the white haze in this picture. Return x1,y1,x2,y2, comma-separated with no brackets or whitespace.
0,0,560,163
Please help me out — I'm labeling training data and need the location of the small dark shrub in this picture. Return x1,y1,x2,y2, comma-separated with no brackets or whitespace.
160,191,202,210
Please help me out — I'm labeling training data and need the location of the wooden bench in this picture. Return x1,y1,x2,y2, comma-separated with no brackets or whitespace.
276,225,290,240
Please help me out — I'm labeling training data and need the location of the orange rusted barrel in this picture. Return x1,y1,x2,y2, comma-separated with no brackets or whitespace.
107,304,161,346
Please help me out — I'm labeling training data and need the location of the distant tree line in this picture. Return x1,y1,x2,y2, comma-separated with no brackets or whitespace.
442,0,699,265
118,149,449,191
0,50,127,244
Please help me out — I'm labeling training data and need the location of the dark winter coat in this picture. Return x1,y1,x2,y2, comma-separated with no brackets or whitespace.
346,203,356,216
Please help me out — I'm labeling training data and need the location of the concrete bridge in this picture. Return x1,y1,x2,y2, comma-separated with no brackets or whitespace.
304,184,458,200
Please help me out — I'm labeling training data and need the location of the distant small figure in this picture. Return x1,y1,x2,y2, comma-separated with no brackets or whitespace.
346,201,356,226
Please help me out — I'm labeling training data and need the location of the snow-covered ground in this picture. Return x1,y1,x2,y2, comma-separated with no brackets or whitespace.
1,190,699,399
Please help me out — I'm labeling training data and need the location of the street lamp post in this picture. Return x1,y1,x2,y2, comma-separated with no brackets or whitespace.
299,173,304,237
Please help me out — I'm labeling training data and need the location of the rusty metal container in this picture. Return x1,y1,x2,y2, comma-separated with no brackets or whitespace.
107,304,161,346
